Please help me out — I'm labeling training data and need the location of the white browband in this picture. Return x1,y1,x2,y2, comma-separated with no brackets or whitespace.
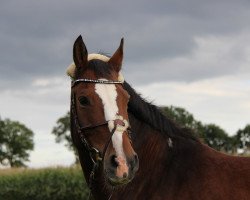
71,78,123,87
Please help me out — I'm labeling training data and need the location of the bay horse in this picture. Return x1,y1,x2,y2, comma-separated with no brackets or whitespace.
68,35,250,200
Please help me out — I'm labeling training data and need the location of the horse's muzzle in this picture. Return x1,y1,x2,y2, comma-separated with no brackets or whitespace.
105,153,139,186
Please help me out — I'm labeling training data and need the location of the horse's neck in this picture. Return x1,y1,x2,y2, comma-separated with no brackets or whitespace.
129,113,171,178
127,113,203,193
81,113,204,200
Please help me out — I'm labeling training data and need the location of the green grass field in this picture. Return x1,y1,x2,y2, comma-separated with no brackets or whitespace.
0,166,89,200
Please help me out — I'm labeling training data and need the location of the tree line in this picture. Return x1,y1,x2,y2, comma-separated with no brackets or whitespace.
1,106,249,167
161,106,250,154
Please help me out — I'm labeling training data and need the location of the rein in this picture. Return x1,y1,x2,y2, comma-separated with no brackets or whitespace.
71,78,124,200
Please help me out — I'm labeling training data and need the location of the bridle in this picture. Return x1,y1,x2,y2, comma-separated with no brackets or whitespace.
71,78,124,163
71,78,131,200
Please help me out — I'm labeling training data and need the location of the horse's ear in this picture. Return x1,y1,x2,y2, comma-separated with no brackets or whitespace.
109,38,124,72
73,35,88,71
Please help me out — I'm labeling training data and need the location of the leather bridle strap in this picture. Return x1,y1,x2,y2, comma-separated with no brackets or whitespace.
87,123,117,191
71,92,110,162
71,91,117,200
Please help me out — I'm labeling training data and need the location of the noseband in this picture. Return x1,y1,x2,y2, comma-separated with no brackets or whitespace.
71,78,130,198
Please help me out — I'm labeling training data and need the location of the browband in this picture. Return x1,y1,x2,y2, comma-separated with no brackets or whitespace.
71,78,123,87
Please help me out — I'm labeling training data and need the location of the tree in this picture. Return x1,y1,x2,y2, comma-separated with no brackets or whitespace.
52,112,71,148
199,124,235,152
0,118,5,163
161,106,237,153
161,106,203,137
0,118,34,167
236,124,250,154
51,112,78,162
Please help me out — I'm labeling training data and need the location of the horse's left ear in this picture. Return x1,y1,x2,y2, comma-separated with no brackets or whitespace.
73,35,88,71
109,38,124,72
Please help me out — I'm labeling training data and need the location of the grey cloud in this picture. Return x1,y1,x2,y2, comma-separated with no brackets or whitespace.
1,0,250,90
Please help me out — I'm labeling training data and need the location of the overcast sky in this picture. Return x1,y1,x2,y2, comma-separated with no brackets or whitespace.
1,0,250,168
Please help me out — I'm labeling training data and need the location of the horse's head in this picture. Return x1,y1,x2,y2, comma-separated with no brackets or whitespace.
68,36,139,186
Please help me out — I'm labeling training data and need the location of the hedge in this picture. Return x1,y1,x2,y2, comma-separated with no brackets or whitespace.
0,166,89,200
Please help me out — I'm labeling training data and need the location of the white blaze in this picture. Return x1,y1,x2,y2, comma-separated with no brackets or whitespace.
95,80,126,158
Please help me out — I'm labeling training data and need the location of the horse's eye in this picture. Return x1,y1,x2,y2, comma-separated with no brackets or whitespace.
79,96,90,106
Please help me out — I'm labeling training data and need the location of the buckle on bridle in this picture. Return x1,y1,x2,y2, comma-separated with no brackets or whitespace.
89,147,102,164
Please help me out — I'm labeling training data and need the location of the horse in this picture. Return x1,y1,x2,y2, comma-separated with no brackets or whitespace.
68,35,250,200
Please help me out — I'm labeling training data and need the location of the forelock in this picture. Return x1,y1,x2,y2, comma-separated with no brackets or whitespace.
66,53,124,82
66,53,110,78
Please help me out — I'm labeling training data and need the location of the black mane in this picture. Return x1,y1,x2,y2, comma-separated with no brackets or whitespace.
123,81,198,142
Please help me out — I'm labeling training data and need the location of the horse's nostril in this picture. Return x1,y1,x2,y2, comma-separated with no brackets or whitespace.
134,154,138,162
110,155,118,168
123,172,128,178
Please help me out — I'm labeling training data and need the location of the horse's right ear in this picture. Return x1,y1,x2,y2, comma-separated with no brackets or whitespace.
73,35,88,71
